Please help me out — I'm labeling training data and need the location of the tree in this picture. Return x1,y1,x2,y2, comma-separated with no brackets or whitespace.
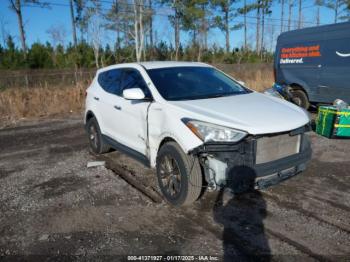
8,0,49,56
27,42,54,68
147,0,154,53
341,0,350,20
181,0,211,61
0,17,9,47
161,0,185,60
133,0,148,62
287,0,294,31
69,0,77,47
324,0,347,23
255,0,262,53
212,0,238,53
315,0,324,26
46,24,67,47
280,0,285,33
238,0,254,50
1,35,25,69
105,0,132,50
260,0,272,55
86,0,104,68
74,0,88,42
297,0,302,29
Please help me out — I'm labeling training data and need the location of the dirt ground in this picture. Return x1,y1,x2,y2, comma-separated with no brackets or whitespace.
0,115,349,261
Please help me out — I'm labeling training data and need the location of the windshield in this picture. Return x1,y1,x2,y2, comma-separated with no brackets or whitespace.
147,66,251,101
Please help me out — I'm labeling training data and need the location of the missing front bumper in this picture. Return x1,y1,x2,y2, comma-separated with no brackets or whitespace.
191,130,312,192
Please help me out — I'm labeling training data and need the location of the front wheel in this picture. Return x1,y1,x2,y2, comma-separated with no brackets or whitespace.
156,142,202,206
290,89,309,110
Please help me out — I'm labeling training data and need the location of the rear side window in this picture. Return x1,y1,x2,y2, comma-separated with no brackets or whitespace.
98,69,122,95
120,69,151,98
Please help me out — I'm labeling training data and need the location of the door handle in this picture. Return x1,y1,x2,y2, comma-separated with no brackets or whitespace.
114,105,122,110
94,97,99,101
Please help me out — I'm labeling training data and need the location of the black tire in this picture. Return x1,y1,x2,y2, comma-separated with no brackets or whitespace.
86,117,110,154
156,142,202,206
290,89,309,109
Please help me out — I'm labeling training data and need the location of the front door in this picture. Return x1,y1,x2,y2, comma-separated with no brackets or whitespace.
109,68,152,156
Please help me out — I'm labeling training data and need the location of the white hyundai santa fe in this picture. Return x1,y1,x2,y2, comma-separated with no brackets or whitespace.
85,61,312,206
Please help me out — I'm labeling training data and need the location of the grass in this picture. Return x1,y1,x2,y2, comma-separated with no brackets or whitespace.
216,63,274,92
0,64,274,126
0,83,86,126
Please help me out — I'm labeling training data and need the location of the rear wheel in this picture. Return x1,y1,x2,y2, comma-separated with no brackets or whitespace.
86,117,110,154
156,142,202,206
290,89,309,109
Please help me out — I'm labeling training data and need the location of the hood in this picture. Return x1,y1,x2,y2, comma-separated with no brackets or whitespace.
169,92,310,135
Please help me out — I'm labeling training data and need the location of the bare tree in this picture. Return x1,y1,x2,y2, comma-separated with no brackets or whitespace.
46,24,67,47
280,0,285,33
288,0,293,31
334,0,340,23
172,0,184,60
256,0,261,53
69,0,77,47
325,0,347,23
8,0,49,55
105,0,133,51
243,0,247,50
260,0,272,58
315,0,324,26
133,0,147,62
238,0,254,50
266,23,276,52
0,17,9,47
86,0,104,68
297,0,302,29
148,0,154,50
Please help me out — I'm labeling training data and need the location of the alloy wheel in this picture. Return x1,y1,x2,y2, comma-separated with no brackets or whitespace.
159,155,182,197
89,124,98,150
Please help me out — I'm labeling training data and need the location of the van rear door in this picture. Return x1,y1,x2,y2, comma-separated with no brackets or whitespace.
318,35,350,104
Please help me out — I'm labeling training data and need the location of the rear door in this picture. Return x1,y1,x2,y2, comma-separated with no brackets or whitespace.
318,35,350,103
96,68,124,140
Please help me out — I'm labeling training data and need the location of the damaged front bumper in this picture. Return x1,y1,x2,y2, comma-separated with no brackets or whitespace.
190,126,312,192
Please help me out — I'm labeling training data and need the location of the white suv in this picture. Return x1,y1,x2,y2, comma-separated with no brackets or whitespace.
85,61,312,206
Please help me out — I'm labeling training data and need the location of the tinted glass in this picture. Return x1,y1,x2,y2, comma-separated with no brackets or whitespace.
121,69,151,98
147,67,250,101
98,69,122,95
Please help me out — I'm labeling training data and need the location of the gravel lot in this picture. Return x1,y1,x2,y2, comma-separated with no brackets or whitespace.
0,115,349,261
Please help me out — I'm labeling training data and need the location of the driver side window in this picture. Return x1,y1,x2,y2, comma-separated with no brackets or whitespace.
120,69,151,98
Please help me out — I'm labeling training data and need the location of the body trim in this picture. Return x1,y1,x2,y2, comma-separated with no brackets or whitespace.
102,134,151,167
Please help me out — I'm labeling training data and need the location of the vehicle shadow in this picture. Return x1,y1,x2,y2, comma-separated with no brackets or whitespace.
213,166,271,261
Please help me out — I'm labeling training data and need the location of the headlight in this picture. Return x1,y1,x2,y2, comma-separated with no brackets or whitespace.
182,119,247,142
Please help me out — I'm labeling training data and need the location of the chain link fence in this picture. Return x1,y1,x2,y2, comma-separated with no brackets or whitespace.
0,69,96,89
0,64,273,91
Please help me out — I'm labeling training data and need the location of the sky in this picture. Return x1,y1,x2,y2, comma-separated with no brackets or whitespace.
0,0,340,51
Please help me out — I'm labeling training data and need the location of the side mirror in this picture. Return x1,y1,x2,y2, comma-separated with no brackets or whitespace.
123,88,145,100
237,80,245,86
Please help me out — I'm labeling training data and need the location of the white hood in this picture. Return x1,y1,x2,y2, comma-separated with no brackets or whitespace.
170,92,310,135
